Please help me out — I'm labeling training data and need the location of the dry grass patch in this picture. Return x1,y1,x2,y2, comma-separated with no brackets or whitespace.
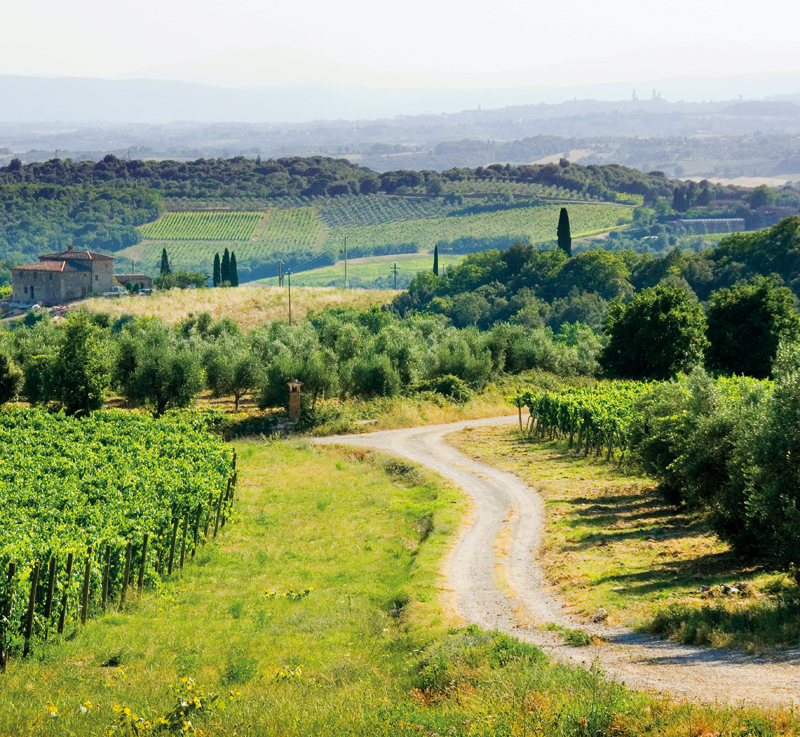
449,425,791,649
79,286,393,331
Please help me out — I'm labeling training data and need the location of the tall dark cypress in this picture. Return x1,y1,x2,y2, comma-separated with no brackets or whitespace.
160,248,171,275
221,248,230,285
230,252,239,287
433,244,439,276
557,207,572,257
212,253,221,287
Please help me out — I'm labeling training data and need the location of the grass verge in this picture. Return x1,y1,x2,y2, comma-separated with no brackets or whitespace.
1,439,799,735
449,425,800,651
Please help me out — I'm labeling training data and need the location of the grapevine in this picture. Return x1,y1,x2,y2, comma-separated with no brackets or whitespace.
513,382,654,459
0,408,233,664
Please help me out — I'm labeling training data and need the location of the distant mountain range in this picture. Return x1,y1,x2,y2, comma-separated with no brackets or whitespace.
2,70,800,125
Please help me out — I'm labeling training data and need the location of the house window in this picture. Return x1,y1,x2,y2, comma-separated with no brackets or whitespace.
49,273,53,280
24,286,28,294
95,275,98,281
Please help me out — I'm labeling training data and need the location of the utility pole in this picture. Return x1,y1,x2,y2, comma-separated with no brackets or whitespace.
391,262,398,290
287,271,292,325
279,261,283,287
343,235,348,288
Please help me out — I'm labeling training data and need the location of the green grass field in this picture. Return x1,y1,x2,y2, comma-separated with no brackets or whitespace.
122,200,632,277
258,253,464,288
4,438,798,736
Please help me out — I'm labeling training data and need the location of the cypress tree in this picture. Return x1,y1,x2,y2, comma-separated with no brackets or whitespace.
230,252,239,287
160,248,171,275
557,208,572,257
433,244,439,276
221,248,230,285
213,253,221,287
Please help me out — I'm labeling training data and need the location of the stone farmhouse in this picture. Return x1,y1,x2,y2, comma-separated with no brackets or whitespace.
11,246,114,305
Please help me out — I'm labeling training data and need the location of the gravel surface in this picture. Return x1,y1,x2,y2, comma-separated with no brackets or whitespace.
315,415,800,707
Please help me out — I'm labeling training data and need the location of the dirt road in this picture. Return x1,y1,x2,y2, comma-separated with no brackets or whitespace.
315,416,800,707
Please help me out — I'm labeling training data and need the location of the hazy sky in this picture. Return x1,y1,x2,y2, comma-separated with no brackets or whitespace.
3,0,800,80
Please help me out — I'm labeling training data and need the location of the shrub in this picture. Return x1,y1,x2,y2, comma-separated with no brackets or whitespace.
416,374,471,402
348,354,401,398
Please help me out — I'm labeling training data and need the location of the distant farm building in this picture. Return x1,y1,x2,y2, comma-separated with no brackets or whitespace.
114,273,153,291
11,246,114,305
677,218,746,234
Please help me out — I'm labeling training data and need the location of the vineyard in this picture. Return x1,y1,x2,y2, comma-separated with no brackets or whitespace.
139,212,262,241
0,409,234,669
514,382,654,460
316,195,456,228
123,207,329,272
123,200,630,278
323,203,632,255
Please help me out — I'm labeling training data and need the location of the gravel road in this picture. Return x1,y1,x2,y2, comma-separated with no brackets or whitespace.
314,415,800,707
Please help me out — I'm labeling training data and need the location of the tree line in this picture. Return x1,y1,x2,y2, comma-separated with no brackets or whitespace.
0,306,604,419
2,153,785,209
0,184,164,271
397,216,800,333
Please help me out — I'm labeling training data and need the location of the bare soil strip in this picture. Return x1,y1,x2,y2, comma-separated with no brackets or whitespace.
315,416,800,707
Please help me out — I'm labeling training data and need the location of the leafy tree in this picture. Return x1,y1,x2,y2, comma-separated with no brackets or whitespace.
0,350,21,405
203,334,262,411
52,311,111,415
114,320,203,416
748,184,775,209
706,277,800,378
256,346,336,411
744,343,800,576
221,248,230,285
160,248,171,275
348,353,401,398
433,244,439,276
600,284,707,380
153,271,208,290
557,207,572,257
213,253,221,287
230,252,239,287
11,315,58,404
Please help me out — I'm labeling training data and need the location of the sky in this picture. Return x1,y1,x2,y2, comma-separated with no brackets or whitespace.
2,0,800,84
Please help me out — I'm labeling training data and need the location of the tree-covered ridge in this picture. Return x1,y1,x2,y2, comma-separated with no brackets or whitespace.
0,184,164,261
394,216,800,330
0,153,776,207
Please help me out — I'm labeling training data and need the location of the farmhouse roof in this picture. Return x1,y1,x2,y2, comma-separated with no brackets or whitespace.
12,261,89,273
39,250,113,262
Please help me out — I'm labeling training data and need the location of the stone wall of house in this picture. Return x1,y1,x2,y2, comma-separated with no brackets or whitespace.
91,260,114,294
58,271,94,302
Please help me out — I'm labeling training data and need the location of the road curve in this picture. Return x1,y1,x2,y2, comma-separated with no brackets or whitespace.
314,416,800,707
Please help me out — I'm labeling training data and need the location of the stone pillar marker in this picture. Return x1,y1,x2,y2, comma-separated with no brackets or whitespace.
288,380,303,420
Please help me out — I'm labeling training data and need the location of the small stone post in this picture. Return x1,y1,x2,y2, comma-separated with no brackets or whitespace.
287,380,303,420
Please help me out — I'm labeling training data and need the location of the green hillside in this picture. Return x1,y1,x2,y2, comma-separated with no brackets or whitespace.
121,199,631,280
323,202,630,255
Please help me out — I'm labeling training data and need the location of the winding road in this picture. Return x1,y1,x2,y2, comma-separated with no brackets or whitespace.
315,415,800,707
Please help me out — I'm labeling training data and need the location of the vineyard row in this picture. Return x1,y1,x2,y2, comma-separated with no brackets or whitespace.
0,459,237,673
